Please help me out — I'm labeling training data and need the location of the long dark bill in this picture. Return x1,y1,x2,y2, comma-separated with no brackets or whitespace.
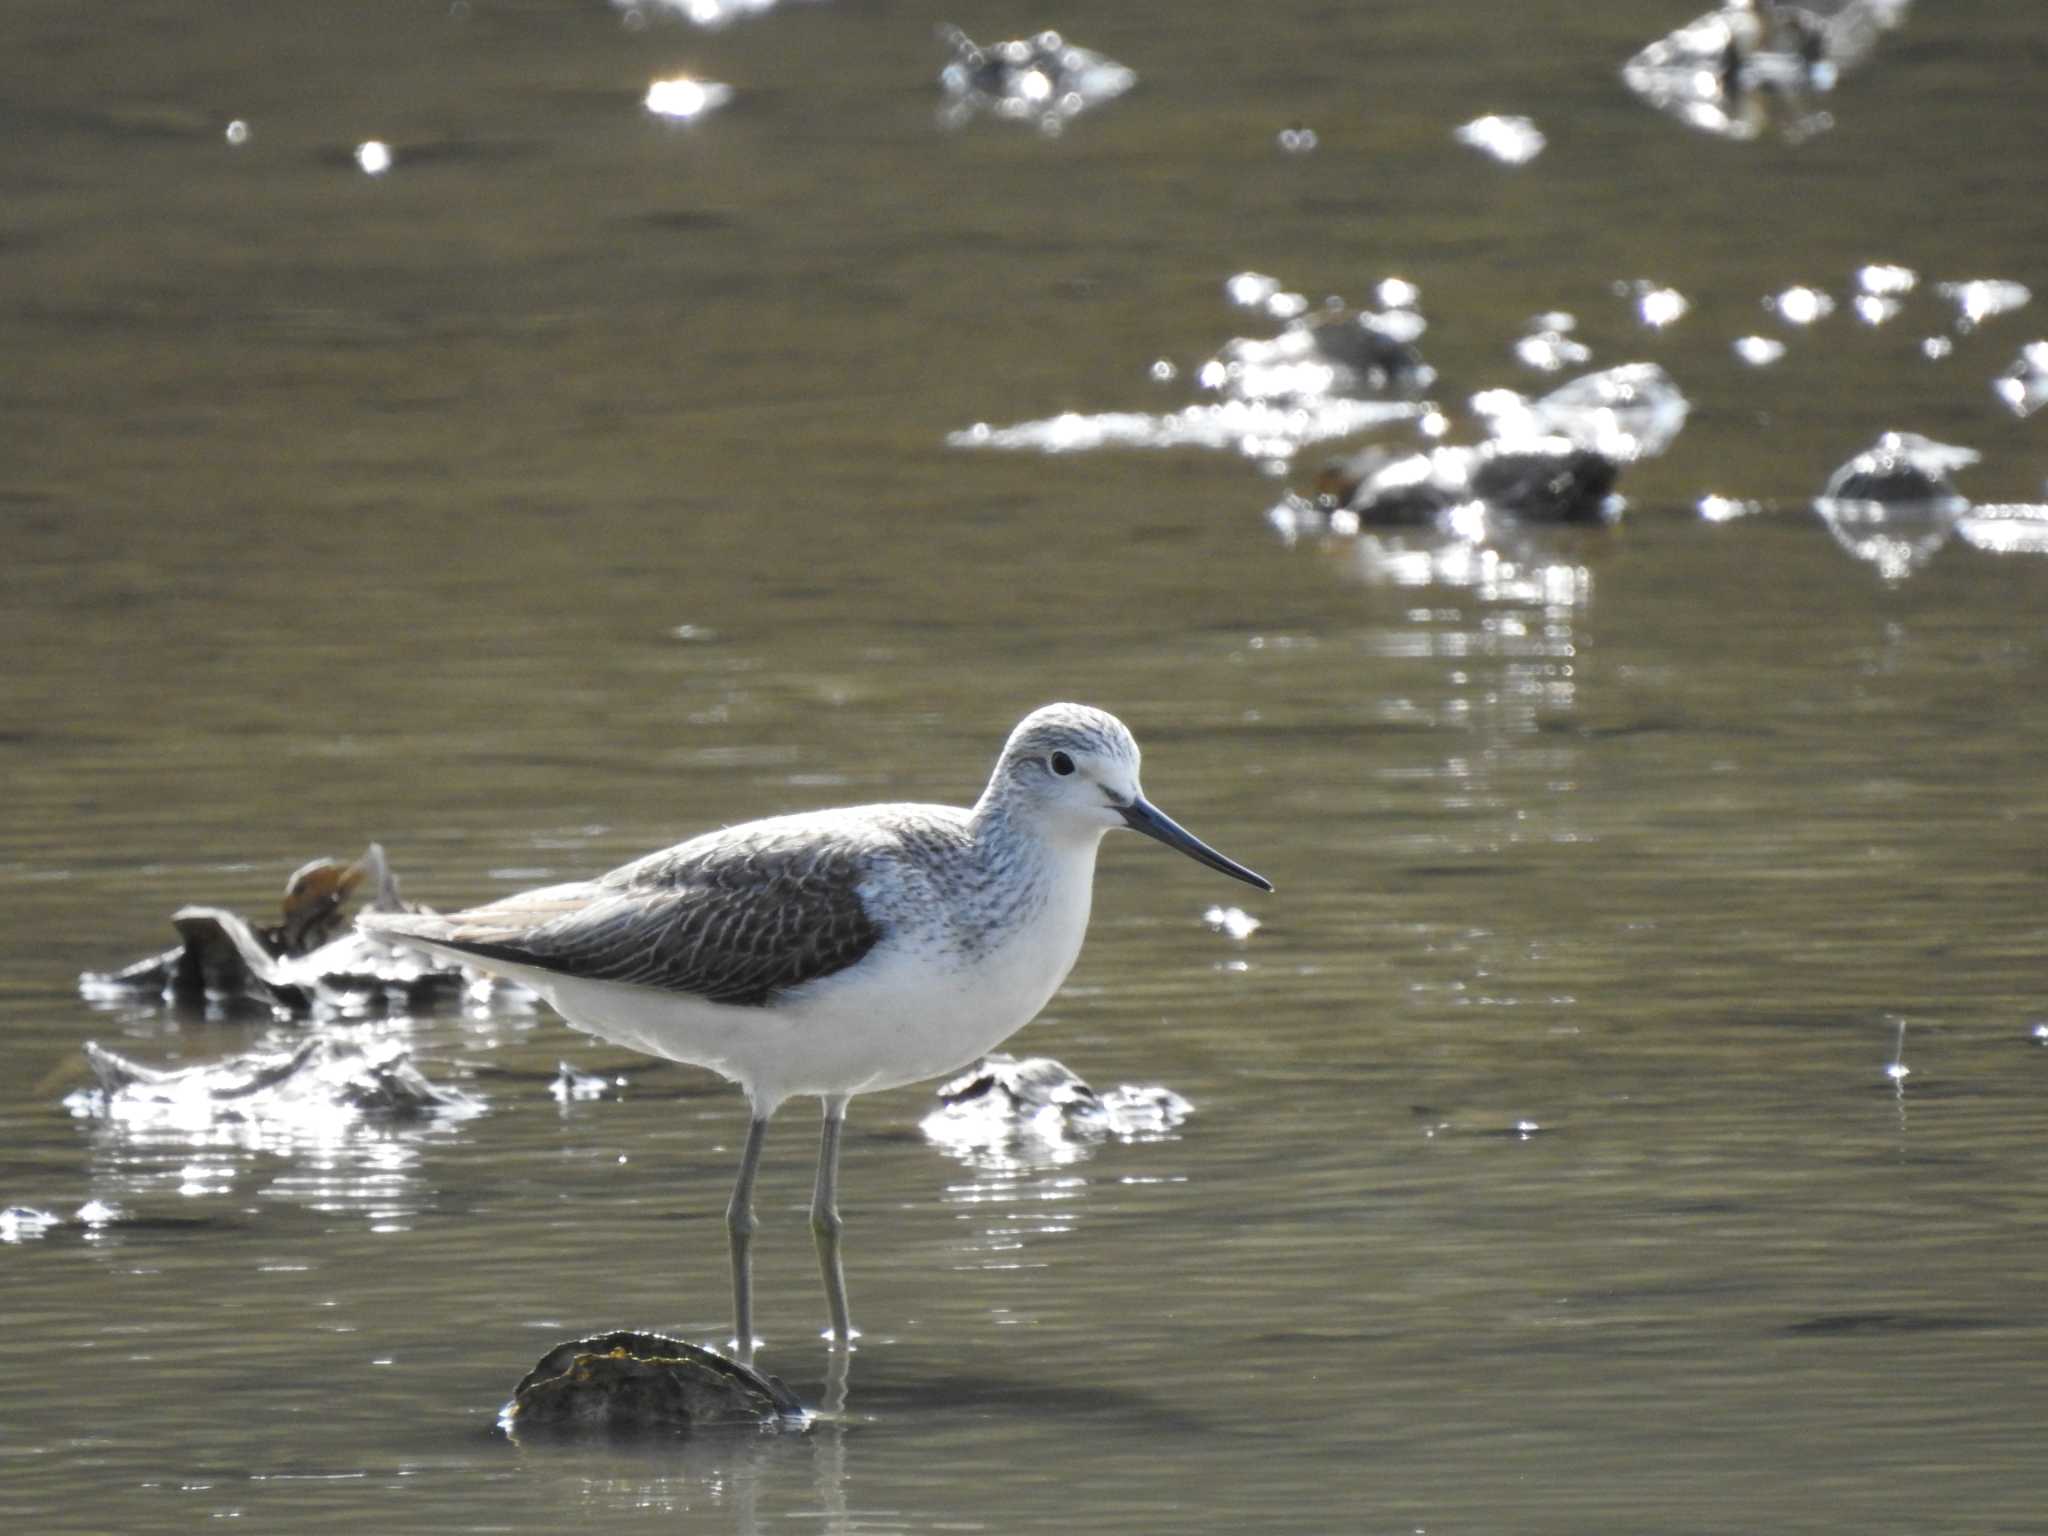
1120,796,1274,892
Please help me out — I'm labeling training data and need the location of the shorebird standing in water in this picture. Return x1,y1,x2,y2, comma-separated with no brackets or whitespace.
361,704,1271,1361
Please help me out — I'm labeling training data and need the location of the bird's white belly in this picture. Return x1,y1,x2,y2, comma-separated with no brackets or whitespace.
491,883,1092,1116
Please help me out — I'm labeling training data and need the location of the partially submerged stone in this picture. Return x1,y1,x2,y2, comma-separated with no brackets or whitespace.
1819,431,1976,508
1315,437,1622,530
1470,363,1691,464
1622,0,1912,142
1812,431,1978,580
937,26,1136,132
505,1331,805,1436
69,1035,482,1126
1209,307,1436,405
80,844,482,1017
921,1052,1192,1165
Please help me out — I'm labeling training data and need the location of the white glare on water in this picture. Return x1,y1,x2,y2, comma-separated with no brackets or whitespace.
644,76,733,120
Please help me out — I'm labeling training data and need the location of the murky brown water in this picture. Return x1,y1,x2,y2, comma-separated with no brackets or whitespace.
5,0,2047,1530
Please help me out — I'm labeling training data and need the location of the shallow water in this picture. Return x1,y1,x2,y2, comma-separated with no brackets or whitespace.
4,0,2047,1530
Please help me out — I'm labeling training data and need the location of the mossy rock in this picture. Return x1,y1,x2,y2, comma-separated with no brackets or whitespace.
506,1331,805,1436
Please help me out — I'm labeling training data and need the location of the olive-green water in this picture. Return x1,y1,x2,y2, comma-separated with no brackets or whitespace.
4,1,2046,1530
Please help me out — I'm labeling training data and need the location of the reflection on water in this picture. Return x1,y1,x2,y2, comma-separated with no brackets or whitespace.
68,1026,480,1231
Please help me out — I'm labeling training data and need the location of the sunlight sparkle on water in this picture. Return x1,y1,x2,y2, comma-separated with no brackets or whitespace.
1621,281,1688,329
1640,289,1686,327
1937,278,2030,330
644,76,733,120
1378,276,1421,310
1203,904,1261,941
1226,271,1282,308
1768,285,1835,325
1454,113,1546,164
1858,262,1917,296
354,140,392,176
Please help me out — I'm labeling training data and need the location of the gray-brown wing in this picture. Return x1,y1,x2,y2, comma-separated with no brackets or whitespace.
411,841,884,1008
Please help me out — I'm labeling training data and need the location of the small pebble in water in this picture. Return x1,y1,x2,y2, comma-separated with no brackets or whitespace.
551,1062,617,1103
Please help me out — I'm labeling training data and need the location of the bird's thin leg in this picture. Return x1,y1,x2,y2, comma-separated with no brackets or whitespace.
811,1095,857,1347
726,1112,770,1364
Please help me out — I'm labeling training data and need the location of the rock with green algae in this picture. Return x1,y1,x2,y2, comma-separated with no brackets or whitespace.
504,1331,806,1436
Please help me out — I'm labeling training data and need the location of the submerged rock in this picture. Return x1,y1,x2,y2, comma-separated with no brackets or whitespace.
921,1052,1192,1164
1623,0,1911,142
1820,431,1976,507
1470,362,1690,464
550,1061,622,1103
505,1331,805,1436
1813,431,1976,580
79,844,484,1017
68,1035,482,1127
0,1202,121,1243
1315,437,1622,530
937,26,1136,132
1208,306,1435,404
0,1206,65,1243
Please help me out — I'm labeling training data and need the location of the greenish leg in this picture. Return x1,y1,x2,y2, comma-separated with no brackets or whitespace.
726,1113,769,1364
811,1095,856,1347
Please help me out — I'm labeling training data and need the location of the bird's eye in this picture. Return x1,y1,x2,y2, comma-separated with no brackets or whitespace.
1049,751,1076,777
